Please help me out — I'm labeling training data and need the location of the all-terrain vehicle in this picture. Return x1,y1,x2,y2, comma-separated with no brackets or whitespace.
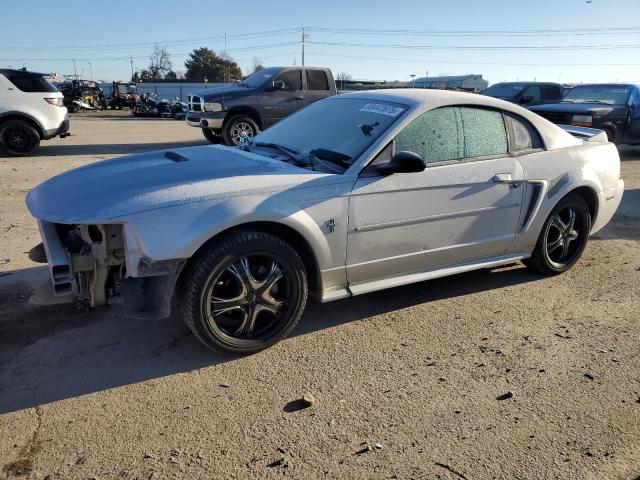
108,81,139,109
0,68,69,156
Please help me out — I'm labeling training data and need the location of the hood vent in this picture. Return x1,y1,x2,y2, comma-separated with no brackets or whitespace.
165,151,189,162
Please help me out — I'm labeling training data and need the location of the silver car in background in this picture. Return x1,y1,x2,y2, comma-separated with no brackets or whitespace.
26,90,624,354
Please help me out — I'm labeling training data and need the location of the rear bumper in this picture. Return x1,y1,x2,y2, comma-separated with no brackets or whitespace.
592,179,624,234
43,117,70,140
185,111,225,129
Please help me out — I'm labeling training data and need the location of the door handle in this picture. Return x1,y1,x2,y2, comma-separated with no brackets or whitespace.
493,173,521,187
294,95,305,100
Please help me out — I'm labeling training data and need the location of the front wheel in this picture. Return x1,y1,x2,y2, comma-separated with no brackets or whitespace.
524,194,591,275
202,128,221,144
222,114,259,146
1,120,40,157
183,231,308,354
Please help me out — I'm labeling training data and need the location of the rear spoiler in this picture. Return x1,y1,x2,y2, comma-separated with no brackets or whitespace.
559,125,608,143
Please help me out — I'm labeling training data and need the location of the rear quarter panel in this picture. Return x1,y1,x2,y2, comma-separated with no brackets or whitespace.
512,141,621,252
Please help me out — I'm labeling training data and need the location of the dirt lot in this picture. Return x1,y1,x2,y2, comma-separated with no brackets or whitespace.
1,113,639,480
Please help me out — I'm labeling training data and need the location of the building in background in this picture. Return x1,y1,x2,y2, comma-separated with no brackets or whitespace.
410,74,488,93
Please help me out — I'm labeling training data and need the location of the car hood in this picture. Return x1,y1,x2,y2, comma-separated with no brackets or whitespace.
191,85,256,101
529,102,624,116
26,145,331,223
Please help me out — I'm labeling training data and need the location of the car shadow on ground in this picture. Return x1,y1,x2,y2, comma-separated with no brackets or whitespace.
25,140,209,157
0,263,542,414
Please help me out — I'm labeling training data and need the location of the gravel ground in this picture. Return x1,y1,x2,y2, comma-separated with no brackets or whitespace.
0,114,639,480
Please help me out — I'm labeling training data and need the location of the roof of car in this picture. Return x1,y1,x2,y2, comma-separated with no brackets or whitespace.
489,81,561,86
0,68,47,76
336,88,581,151
569,83,637,88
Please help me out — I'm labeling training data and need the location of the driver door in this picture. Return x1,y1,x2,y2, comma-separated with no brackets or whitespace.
346,106,525,285
261,69,305,128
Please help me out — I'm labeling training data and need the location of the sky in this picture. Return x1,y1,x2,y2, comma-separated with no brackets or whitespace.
1,0,639,85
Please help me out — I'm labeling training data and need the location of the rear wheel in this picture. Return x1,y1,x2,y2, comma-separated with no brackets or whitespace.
222,114,259,146
1,120,40,157
202,128,221,144
524,194,591,275
183,231,308,354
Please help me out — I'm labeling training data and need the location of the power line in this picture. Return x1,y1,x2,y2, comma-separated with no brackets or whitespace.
308,51,640,67
307,26,640,37
307,40,640,51
0,28,301,52
0,42,300,62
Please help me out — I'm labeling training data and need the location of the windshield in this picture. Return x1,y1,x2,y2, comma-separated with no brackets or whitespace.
238,67,281,88
117,84,137,94
252,97,407,167
483,83,525,99
562,86,630,105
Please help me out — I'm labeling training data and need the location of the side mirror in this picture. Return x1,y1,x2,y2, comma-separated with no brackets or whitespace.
520,95,534,104
267,80,285,91
377,151,426,175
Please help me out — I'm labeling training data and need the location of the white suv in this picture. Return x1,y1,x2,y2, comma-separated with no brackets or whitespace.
0,68,70,156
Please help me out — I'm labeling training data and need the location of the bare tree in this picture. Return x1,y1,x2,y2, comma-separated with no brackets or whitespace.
250,57,265,73
336,72,352,90
147,44,172,81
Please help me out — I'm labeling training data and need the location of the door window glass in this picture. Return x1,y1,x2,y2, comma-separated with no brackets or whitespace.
522,85,542,102
274,70,302,91
306,70,330,91
395,106,508,163
459,107,508,157
395,107,463,163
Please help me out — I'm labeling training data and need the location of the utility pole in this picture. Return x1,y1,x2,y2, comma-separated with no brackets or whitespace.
301,27,305,66
130,56,134,80
73,59,77,79
88,62,93,80
410,74,416,88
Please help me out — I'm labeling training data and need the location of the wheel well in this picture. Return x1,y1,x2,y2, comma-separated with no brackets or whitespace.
569,186,598,221
176,221,321,297
224,106,262,129
0,114,44,139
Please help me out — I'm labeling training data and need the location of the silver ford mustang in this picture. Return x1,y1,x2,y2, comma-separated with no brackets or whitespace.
26,90,624,354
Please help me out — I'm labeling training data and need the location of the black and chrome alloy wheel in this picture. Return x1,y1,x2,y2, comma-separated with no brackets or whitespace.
183,231,308,354
525,194,591,275
204,255,292,342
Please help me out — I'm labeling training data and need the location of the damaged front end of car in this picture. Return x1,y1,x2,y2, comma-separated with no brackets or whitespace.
29,220,184,319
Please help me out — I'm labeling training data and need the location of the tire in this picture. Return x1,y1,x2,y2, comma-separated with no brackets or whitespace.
222,114,259,146
602,127,615,143
183,231,308,354
524,194,591,275
0,120,40,157
202,128,221,144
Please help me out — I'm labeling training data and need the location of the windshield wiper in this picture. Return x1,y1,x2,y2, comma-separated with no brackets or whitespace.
250,141,311,167
309,148,351,169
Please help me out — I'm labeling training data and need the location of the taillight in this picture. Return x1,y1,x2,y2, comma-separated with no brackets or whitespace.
45,98,64,107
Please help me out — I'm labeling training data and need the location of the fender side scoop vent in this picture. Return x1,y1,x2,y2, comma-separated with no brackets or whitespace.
165,151,189,162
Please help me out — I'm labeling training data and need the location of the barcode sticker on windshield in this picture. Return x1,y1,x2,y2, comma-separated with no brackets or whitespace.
359,103,404,117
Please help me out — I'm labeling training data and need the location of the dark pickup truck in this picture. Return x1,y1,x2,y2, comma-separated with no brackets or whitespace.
186,66,336,146
482,82,564,107
529,83,640,145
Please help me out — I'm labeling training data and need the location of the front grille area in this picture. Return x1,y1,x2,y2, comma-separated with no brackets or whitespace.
538,112,572,124
188,95,204,112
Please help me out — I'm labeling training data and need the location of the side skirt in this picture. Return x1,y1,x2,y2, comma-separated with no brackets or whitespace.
320,253,529,302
